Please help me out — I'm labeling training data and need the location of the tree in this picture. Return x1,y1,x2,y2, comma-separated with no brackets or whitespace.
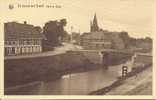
43,19,67,51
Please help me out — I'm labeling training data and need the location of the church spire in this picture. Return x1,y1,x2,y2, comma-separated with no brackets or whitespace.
90,13,99,32
93,13,98,27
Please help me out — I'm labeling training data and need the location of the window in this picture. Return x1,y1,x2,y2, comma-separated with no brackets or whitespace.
5,41,9,45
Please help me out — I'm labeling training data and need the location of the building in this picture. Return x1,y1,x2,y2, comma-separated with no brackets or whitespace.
80,31,112,49
80,14,125,50
4,21,46,56
80,31,125,50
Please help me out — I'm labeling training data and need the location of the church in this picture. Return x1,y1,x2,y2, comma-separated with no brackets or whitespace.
90,13,99,32
80,13,125,50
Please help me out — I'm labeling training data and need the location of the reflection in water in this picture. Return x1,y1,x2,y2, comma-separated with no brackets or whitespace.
31,61,132,95
6,61,132,95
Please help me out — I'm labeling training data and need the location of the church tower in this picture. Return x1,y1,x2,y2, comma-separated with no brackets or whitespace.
90,13,99,32
90,20,93,32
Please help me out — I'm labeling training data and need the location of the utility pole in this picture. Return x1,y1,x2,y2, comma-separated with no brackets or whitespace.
70,26,73,43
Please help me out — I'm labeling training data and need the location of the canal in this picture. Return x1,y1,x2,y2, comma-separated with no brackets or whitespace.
5,61,132,95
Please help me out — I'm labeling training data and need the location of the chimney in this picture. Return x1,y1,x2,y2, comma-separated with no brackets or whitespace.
24,21,27,24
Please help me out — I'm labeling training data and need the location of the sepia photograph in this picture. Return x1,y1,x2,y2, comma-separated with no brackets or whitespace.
0,0,155,98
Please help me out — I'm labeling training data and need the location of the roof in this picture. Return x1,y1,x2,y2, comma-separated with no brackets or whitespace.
81,31,112,40
4,22,46,40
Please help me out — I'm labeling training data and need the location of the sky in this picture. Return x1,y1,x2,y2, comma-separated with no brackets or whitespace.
0,0,155,38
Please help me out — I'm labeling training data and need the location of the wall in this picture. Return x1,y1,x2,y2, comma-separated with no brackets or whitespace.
132,53,152,68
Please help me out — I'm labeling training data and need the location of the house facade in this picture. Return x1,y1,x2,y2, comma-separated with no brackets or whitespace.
80,31,112,49
80,31,125,50
4,21,45,56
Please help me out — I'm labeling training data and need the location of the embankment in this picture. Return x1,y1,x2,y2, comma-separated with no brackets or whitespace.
89,63,152,95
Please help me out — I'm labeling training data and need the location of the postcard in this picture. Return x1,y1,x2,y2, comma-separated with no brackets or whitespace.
0,0,155,99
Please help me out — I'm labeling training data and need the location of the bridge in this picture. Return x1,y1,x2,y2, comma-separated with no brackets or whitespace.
68,49,134,54
67,49,134,69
